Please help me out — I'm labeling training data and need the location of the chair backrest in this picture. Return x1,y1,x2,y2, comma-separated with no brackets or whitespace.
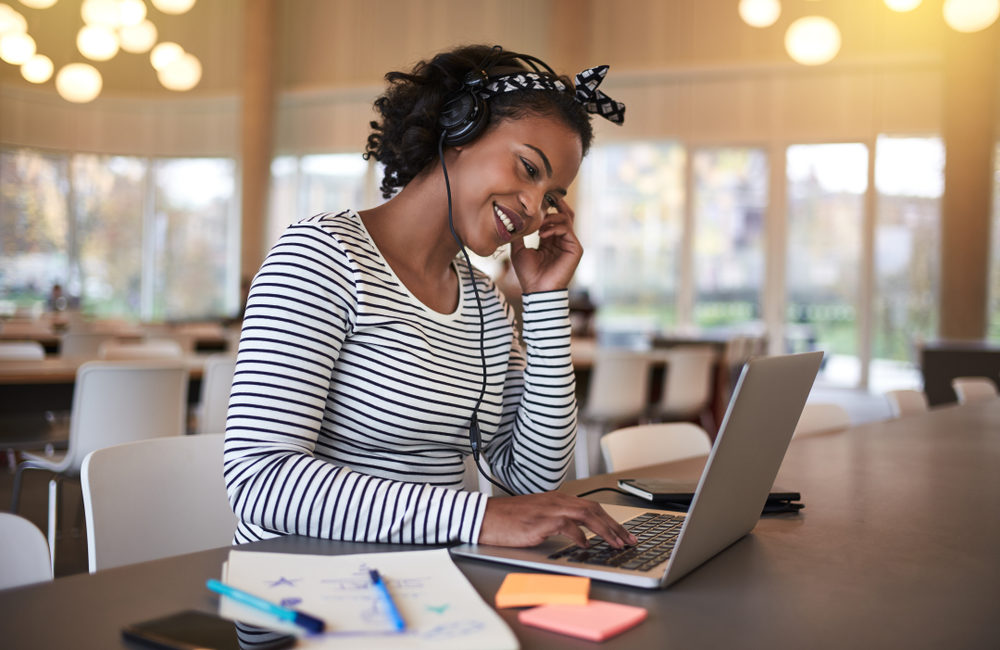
61,361,190,476
655,345,717,417
583,347,652,421
793,402,851,437
98,338,184,360
81,433,237,572
59,332,115,358
198,354,236,434
951,376,998,405
0,513,52,589
885,389,929,418
600,423,712,472
0,341,46,360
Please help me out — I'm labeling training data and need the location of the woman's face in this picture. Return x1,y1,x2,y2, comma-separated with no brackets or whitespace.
449,113,583,257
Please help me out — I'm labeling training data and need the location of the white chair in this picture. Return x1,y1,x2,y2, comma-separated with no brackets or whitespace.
98,338,184,360
59,332,115,358
81,433,237,572
10,361,189,572
0,341,45,360
885,389,929,418
793,403,851,437
197,354,236,434
600,423,712,473
652,345,718,427
0,513,52,589
951,376,998,405
576,347,653,478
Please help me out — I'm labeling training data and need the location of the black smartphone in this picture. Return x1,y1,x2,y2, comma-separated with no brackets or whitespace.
122,610,296,650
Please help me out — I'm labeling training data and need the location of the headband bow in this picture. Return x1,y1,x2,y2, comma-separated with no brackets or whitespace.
481,65,626,125
572,65,625,125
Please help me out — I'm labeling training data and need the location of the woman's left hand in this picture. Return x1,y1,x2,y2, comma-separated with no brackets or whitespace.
509,197,583,294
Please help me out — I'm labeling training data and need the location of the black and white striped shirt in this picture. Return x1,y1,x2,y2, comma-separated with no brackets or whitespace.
224,210,577,545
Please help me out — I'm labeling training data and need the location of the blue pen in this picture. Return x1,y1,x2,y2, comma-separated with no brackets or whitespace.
206,578,325,634
369,569,406,631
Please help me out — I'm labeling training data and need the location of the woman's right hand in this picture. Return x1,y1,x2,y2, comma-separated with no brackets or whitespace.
478,492,638,548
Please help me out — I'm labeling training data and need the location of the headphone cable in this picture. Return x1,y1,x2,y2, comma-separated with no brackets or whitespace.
438,132,513,496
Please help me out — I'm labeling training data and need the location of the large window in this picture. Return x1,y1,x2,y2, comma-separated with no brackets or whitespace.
0,149,70,315
267,153,372,248
0,147,238,322
785,143,869,386
577,142,686,332
692,147,768,328
872,136,943,388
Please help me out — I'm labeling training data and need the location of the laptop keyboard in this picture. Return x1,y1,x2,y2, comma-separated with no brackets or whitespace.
547,512,686,572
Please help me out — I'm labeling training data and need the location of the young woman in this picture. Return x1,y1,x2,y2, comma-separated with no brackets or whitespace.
223,44,636,550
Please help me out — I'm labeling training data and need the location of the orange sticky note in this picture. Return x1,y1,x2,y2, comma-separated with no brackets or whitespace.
518,600,648,641
494,573,590,608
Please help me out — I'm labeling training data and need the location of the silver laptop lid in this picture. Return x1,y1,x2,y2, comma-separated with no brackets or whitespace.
662,350,823,586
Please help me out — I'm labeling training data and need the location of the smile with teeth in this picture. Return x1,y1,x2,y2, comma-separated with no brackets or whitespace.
494,204,516,234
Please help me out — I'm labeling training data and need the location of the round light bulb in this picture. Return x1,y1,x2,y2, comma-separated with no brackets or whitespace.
18,0,58,8
55,63,103,103
21,52,53,83
157,51,201,90
785,16,842,65
81,0,120,26
0,4,28,36
884,0,922,10
119,18,157,53
150,40,183,70
739,0,781,28
942,0,999,32
77,24,119,61
117,0,147,26
150,0,196,15
0,30,35,64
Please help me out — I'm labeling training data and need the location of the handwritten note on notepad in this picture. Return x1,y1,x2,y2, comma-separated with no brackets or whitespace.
518,600,647,641
220,548,518,650
494,573,590,608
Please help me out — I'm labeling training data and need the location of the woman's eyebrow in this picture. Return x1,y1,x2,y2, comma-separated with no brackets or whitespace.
523,144,552,177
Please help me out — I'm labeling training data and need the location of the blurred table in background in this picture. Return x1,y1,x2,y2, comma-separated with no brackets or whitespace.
920,340,1000,406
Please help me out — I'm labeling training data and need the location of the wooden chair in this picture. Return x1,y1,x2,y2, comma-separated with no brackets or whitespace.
885,389,929,418
576,347,653,478
652,345,717,430
600,423,712,473
951,376,998,405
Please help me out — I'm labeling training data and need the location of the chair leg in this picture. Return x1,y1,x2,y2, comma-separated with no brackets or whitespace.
47,477,61,576
10,463,27,513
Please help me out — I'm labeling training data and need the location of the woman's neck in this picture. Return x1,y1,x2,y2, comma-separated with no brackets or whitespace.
359,169,463,312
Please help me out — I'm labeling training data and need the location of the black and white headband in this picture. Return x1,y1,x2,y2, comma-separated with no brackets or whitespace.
480,65,626,125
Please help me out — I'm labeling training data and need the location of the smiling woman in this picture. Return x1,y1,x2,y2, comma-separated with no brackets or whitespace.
222,44,639,553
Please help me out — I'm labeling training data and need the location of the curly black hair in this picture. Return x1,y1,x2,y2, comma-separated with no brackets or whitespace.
364,44,594,199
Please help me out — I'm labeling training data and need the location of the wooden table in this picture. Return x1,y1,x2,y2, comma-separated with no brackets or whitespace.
3,401,997,649
0,356,211,438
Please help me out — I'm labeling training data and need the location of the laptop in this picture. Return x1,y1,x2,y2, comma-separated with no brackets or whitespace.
450,350,824,589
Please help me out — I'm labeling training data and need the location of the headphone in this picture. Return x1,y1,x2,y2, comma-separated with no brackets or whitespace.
438,46,558,147
436,47,560,496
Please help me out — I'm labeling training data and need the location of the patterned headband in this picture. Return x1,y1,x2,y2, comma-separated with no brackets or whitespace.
480,65,626,125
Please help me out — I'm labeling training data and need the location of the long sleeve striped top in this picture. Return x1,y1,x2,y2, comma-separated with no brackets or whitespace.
223,210,577,545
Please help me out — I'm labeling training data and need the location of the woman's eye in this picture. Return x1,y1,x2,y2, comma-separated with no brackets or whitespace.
521,158,537,178
545,195,558,209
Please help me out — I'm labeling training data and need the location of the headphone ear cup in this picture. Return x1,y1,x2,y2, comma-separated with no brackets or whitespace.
439,90,489,147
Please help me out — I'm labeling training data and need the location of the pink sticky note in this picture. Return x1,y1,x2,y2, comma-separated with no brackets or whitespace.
518,599,648,641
